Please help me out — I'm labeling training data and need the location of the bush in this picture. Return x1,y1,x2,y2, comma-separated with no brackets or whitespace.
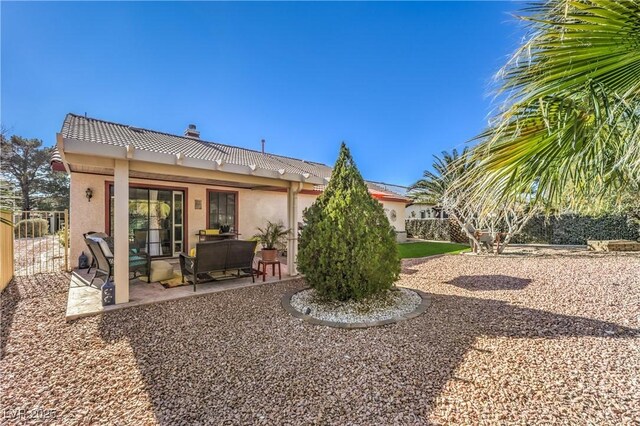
57,226,69,247
405,219,450,241
298,143,400,301
512,214,639,244
404,218,469,243
14,218,49,238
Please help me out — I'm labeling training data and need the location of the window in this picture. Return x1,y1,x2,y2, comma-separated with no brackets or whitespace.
207,190,237,231
420,210,426,219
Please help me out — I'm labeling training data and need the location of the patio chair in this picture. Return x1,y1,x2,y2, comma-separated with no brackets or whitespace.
83,234,151,283
84,237,113,288
464,223,494,253
83,231,110,273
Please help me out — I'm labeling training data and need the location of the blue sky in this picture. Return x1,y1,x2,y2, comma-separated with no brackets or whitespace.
2,1,524,186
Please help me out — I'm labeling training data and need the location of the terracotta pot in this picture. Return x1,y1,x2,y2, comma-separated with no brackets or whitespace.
261,248,278,262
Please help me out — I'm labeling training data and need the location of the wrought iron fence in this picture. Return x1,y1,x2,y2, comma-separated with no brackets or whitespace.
12,210,68,276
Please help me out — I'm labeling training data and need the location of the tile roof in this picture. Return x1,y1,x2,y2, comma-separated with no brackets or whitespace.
57,113,408,200
60,113,332,180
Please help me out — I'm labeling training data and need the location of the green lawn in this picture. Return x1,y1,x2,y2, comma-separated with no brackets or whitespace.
397,241,470,259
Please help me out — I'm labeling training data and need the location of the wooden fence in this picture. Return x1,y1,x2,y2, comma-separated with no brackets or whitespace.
0,210,14,291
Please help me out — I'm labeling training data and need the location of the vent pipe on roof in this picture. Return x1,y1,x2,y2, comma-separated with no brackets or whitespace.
184,124,200,139
261,139,265,154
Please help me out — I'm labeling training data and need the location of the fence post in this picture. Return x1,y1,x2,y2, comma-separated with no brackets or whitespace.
64,209,69,272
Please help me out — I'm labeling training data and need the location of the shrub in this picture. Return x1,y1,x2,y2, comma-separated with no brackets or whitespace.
405,219,450,241
14,218,49,238
57,226,69,247
511,214,639,244
297,143,400,301
404,218,469,243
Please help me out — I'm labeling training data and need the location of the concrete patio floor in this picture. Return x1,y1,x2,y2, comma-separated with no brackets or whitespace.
66,258,294,320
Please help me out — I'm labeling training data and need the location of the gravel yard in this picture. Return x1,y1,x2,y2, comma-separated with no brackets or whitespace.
1,253,639,425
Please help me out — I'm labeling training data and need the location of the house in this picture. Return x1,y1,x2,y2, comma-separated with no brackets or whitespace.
406,202,447,220
51,113,410,304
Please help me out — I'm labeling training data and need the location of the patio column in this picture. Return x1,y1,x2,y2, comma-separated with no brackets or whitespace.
287,182,301,276
113,159,130,304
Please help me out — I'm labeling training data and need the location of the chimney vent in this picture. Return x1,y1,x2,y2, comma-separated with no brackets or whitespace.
261,139,265,154
184,124,200,139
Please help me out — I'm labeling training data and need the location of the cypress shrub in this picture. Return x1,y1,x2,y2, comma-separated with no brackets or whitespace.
297,143,400,301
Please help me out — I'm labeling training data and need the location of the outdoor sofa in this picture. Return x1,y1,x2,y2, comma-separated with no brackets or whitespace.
179,240,257,291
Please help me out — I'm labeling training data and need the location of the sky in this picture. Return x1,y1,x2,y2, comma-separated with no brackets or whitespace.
1,1,525,187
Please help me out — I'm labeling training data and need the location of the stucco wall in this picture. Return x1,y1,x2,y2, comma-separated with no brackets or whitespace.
69,173,407,267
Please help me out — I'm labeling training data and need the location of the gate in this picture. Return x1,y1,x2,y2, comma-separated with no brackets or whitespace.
12,210,68,276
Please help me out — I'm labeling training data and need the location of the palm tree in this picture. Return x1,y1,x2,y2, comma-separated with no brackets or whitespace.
465,0,640,211
409,147,471,205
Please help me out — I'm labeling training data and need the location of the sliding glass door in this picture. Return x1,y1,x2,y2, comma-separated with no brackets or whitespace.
109,185,185,257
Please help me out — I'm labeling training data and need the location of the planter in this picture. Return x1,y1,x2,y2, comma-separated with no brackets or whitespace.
261,248,278,262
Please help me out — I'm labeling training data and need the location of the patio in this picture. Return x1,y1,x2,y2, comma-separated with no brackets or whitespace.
65,257,292,320
2,253,638,424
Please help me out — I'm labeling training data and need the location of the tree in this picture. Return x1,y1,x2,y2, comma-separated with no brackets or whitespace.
408,147,470,205
35,168,70,211
0,135,51,211
464,0,640,212
442,181,539,254
297,143,400,301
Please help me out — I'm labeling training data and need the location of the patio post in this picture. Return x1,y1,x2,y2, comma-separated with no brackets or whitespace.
113,159,130,303
287,182,301,276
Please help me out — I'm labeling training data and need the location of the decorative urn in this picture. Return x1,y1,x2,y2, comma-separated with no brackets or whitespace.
78,251,90,269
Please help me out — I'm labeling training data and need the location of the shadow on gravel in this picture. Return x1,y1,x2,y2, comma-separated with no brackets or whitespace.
97,282,639,425
1,273,70,359
0,279,19,359
446,274,532,291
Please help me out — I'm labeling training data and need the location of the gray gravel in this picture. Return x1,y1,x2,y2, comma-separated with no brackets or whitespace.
1,253,639,425
290,288,422,323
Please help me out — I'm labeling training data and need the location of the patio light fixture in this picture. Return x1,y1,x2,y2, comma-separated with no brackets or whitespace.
86,187,93,202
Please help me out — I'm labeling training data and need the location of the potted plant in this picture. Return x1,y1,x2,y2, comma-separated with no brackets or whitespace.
254,221,289,262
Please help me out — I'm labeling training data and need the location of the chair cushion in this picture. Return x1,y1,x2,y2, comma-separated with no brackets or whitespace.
150,260,174,282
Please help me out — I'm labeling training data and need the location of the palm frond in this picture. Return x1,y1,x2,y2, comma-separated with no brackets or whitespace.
466,0,640,212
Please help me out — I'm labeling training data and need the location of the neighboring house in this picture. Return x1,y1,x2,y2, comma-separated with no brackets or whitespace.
51,113,410,303
406,202,447,219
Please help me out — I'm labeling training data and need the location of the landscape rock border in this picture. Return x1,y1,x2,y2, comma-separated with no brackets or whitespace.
281,287,430,328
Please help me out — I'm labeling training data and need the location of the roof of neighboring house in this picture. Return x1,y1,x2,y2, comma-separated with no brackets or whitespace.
53,113,409,202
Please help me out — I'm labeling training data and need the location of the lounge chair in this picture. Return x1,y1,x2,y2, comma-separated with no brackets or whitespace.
84,235,151,286
179,240,257,291
83,231,110,273
84,237,114,288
